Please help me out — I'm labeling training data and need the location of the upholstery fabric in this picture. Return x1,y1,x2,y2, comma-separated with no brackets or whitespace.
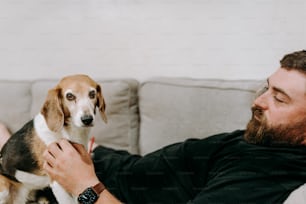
138,78,263,155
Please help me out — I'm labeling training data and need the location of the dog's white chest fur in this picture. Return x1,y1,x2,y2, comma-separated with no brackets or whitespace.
34,113,89,147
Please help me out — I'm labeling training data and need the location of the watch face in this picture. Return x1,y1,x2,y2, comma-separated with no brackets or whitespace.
78,187,99,204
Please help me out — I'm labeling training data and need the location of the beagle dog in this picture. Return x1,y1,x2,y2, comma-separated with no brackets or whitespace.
0,74,107,204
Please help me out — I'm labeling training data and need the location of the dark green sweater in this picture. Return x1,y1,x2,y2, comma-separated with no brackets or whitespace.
93,130,306,204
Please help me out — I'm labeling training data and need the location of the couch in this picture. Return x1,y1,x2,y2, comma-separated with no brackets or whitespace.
0,77,264,155
5,76,306,203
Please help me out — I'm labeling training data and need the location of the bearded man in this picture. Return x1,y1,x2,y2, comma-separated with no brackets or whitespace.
3,50,306,204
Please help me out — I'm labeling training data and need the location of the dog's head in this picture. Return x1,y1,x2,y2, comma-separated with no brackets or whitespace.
40,74,107,132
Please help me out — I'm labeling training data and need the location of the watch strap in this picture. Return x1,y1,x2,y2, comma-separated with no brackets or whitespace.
92,182,106,195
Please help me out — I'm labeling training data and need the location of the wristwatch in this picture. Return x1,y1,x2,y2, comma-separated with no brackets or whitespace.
77,182,105,204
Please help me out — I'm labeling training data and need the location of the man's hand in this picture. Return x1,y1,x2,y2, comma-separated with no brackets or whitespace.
43,139,100,196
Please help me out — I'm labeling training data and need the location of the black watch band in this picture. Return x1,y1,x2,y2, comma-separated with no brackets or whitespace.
77,182,106,204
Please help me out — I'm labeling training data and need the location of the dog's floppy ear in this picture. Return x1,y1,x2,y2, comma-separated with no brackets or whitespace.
41,88,64,132
96,84,107,123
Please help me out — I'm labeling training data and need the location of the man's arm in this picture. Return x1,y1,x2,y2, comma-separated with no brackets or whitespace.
43,139,122,204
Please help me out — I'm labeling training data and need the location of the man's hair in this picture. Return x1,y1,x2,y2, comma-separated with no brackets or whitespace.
280,50,306,73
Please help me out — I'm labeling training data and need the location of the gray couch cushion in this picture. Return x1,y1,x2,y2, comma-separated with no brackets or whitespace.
0,81,32,132
138,77,263,155
31,79,139,154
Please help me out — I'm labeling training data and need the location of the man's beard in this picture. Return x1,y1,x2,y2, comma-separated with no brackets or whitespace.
244,107,306,146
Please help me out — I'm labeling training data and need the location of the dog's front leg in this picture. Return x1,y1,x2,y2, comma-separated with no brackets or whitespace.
12,186,31,204
51,181,76,204
0,174,11,204
0,190,10,204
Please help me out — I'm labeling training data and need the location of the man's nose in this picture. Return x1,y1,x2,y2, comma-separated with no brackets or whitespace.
253,91,268,110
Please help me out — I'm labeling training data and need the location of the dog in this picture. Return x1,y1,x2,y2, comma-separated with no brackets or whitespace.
0,74,107,204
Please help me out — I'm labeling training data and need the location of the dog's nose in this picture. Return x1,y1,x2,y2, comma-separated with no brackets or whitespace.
81,115,93,126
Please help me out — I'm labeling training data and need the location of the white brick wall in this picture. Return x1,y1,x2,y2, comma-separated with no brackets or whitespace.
0,0,305,81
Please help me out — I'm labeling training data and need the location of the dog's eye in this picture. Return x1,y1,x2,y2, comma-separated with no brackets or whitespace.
66,93,76,101
89,90,96,99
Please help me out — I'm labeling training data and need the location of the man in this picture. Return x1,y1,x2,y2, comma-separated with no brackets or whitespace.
3,50,306,203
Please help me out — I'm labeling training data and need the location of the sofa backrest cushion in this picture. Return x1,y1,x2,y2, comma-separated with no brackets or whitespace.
0,81,32,131
138,77,263,155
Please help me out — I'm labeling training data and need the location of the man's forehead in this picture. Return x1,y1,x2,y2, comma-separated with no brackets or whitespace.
269,68,306,96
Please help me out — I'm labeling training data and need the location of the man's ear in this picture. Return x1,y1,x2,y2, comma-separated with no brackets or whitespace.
40,88,64,132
